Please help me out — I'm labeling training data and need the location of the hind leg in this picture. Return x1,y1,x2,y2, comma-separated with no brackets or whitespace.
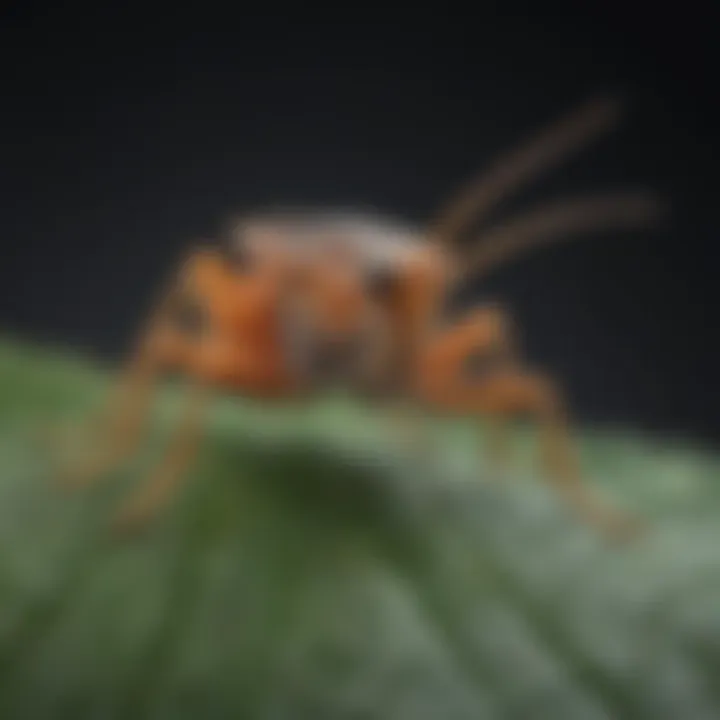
108,332,244,532
110,328,296,532
56,323,189,491
111,376,208,533
53,250,210,490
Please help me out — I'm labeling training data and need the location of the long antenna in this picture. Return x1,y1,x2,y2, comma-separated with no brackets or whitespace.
428,95,624,245
460,190,665,280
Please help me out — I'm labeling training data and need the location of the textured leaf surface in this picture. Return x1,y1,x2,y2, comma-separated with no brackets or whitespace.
0,340,719,720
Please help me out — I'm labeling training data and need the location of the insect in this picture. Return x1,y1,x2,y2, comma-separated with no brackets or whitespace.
55,94,663,538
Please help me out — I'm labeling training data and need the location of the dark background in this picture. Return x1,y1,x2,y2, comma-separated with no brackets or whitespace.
0,4,717,441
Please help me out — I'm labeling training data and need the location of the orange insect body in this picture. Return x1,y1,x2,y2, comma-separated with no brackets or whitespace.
142,250,288,394
56,95,664,539
186,252,295,394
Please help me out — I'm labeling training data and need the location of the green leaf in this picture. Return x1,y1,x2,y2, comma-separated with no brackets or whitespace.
0,338,719,720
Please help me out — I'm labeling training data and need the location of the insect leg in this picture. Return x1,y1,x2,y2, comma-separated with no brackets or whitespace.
109,327,287,533
55,326,177,491
54,250,202,490
415,312,643,540
111,377,208,534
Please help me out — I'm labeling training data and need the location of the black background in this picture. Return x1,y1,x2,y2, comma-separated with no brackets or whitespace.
0,4,717,441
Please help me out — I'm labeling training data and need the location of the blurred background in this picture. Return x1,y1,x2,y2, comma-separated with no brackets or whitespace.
1,5,719,720
0,2,717,443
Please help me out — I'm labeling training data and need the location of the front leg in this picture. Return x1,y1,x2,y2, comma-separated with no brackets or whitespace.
415,312,644,541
